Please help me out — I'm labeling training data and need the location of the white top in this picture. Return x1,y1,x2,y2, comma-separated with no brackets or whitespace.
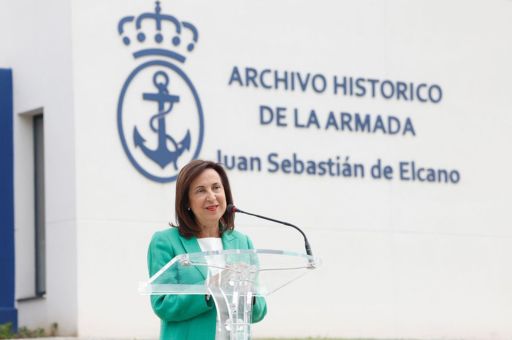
197,237,225,276
197,237,223,252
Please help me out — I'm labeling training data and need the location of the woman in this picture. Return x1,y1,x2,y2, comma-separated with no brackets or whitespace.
147,160,267,340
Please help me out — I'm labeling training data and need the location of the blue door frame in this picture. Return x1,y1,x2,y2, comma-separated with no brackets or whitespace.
0,68,18,331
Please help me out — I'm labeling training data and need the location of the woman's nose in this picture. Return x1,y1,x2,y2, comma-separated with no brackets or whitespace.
206,190,215,201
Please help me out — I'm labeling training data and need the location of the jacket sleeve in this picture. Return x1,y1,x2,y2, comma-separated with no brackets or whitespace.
147,231,214,322
246,236,268,323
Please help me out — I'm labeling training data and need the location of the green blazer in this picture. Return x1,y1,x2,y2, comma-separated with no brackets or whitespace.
147,227,267,340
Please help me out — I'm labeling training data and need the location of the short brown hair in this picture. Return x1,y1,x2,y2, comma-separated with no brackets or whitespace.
173,160,235,238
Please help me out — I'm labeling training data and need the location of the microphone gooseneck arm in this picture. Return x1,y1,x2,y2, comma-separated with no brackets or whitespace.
228,204,313,257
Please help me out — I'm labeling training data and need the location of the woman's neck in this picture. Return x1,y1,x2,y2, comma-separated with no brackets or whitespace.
198,224,220,238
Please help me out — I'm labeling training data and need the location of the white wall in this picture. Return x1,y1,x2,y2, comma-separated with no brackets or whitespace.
70,0,512,339
2,0,512,338
0,0,77,335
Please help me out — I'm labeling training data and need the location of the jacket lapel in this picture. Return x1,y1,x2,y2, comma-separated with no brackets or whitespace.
178,234,207,280
222,231,237,250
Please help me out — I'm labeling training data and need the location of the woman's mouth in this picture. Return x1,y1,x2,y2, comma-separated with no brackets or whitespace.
206,205,218,211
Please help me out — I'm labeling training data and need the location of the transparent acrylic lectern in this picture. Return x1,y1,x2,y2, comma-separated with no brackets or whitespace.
139,249,320,340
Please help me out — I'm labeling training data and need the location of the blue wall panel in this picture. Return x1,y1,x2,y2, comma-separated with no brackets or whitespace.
0,68,17,331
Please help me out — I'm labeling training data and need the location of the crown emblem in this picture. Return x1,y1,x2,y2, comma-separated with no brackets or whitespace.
118,1,199,63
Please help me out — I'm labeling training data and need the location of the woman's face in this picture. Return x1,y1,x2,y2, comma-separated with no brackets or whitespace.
188,168,227,231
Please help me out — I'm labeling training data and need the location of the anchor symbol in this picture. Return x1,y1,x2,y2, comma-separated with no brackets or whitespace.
134,70,191,169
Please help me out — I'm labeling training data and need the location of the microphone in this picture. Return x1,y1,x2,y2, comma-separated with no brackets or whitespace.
227,204,313,257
